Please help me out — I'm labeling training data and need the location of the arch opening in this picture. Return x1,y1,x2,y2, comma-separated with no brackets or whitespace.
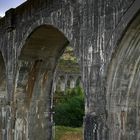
15,25,84,140
106,13,140,140
19,25,69,61
53,46,84,140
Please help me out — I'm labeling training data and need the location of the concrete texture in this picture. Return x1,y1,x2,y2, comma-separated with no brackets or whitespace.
0,0,140,139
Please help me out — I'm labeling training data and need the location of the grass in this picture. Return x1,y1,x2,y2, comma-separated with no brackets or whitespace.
53,126,83,140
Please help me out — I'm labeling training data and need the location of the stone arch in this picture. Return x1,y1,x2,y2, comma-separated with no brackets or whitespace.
67,76,71,88
56,75,65,92
106,0,140,64
15,24,82,140
106,13,140,140
59,75,65,92
16,24,69,101
69,75,75,89
76,76,82,87
17,17,76,58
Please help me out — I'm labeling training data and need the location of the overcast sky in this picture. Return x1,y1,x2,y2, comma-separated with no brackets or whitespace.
0,0,26,17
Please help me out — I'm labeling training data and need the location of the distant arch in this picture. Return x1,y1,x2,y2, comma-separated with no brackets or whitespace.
106,0,140,64
76,76,82,87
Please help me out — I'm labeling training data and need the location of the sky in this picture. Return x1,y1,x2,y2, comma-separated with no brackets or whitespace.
0,0,26,17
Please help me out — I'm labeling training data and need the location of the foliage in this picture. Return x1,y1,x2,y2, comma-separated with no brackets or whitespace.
57,46,80,73
53,86,85,127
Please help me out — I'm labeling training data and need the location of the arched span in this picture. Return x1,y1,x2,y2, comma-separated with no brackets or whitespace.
106,13,140,140
21,25,69,59
15,24,80,140
17,16,75,58
18,24,69,60
106,0,140,63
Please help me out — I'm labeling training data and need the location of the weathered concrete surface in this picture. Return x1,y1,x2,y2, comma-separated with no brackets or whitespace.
0,0,139,140
106,14,140,140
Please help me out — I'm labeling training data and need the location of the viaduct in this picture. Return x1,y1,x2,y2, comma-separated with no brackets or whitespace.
0,0,140,139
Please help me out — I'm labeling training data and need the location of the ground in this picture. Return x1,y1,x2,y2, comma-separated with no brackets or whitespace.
55,126,83,140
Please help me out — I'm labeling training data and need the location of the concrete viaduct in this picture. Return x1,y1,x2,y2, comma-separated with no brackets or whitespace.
0,0,140,139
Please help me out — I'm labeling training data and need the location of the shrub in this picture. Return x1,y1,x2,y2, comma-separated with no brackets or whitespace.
54,86,84,127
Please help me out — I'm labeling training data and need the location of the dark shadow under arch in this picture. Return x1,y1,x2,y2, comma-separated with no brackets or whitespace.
106,0,140,64
20,25,69,61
